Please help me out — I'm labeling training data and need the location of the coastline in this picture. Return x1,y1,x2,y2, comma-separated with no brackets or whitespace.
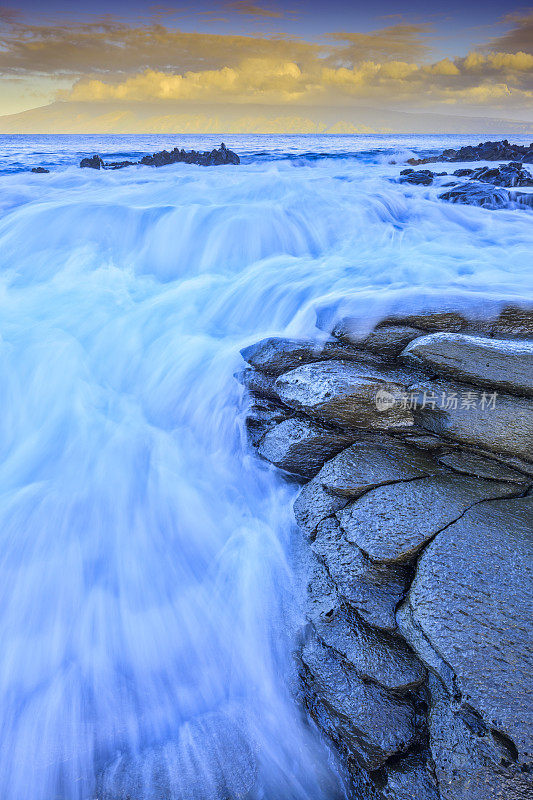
239,303,533,800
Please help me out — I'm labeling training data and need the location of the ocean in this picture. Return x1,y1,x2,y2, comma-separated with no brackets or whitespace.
0,133,531,800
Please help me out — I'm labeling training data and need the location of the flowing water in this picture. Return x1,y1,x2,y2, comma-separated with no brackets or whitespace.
0,134,532,800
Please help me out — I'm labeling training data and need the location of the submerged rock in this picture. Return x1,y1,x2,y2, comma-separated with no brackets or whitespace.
402,332,533,398
398,169,436,186
31,166,49,173
438,181,511,209
492,304,533,339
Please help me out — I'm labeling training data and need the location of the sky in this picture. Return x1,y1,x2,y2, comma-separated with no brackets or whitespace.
0,0,532,131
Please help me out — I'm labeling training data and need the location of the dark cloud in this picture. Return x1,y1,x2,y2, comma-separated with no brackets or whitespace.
488,11,533,54
328,23,434,64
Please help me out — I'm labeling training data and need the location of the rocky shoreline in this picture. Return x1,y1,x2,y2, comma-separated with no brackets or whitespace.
237,305,533,800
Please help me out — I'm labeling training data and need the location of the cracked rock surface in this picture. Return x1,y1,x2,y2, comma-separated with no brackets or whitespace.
238,306,533,800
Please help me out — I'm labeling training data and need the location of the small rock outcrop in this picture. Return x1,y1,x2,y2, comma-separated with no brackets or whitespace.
237,304,533,800
79,143,240,170
407,139,533,166
31,166,50,174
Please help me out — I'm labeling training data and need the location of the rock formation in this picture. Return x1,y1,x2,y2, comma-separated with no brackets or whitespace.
79,143,240,170
238,304,533,800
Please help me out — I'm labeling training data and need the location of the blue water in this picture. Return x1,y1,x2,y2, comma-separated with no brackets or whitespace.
0,134,531,800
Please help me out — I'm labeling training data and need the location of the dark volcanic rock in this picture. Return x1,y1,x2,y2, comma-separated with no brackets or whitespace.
141,142,240,167
454,161,533,188
438,181,511,209
409,496,533,765
300,635,418,770
31,166,49,173
428,674,533,800
331,321,422,360
408,139,533,165
313,607,426,692
337,472,518,564
240,336,382,376
382,753,440,800
315,436,438,499
312,518,411,631
257,416,355,478
378,311,469,334
398,169,435,186
411,378,533,460
275,360,415,430
402,332,533,398
80,154,105,169
293,476,349,539
437,450,530,485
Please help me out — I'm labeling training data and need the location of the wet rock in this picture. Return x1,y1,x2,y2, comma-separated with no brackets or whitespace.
235,367,281,403
293,476,349,539
300,635,417,770
332,322,422,360
456,161,533,188
438,181,511,209
402,332,533,398
398,169,435,186
257,416,355,478
313,607,426,692
104,160,137,170
409,496,533,764
411,379,533,460
316,436,439,499
408,139,533,165
382,753,440,800
275,360,415,430
400,432,457,451
378,311,469,334
31,166,49,173
338,472,518,564
240,336,382,377
312,518,410,631
492,304,533,339
80,154,105,169
396,601,456,694
428,674,533,800
244,398,290,446
437,450,530,485
141,142,240,167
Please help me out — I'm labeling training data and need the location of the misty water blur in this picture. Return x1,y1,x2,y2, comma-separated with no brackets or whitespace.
0,134,531,800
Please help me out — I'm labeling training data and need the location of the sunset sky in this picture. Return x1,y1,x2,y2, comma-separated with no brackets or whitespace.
0,1,532,131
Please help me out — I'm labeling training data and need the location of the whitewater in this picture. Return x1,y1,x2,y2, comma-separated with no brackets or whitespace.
0,133,532,800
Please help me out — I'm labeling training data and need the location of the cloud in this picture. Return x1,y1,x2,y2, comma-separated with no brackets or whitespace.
487,12,533,55
327,23,434,63
223,2,285,19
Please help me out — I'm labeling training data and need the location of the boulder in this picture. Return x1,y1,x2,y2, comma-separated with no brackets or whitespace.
459,162,533,188
257,417,355,478
411,379,533,460
492,305,533,339
337,472,518,564
293,477,349,539
141,142,240,167
331,322,422,360
31,166,49,173
398,169,435,186
437,451,530,485
313,607,426,692
315,436,439,499
240,336,382,376
235,368,281,402
275,360,415,430
312,518,411,631
378,311,469,333
439,181,511,209
244,398,290,446
409,496,533,765
300,636,417,770
402,332,533,398
80,154,104,169
428,674,533,800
